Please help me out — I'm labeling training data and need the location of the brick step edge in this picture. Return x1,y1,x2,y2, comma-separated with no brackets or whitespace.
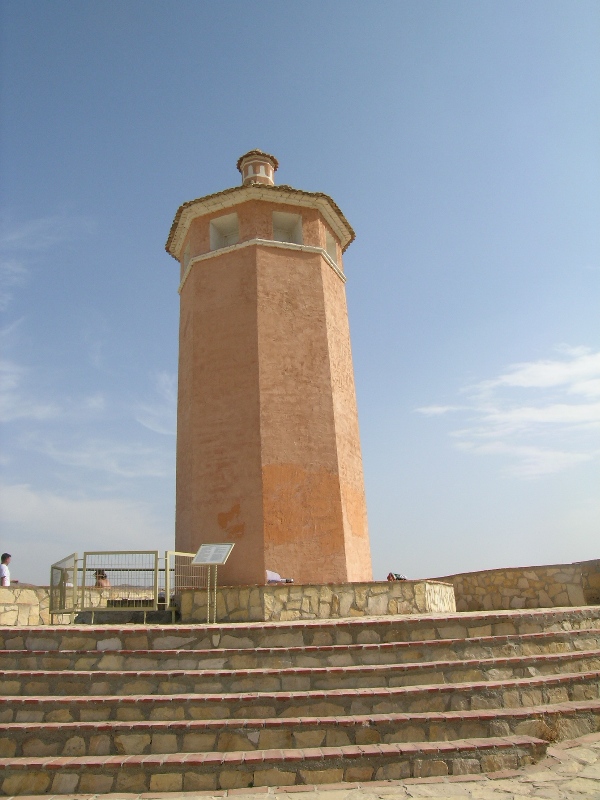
0,735,547,796
1,700,598,759
2,606,599,639
2,648,599,686
3,668,599,710
4,626,600,660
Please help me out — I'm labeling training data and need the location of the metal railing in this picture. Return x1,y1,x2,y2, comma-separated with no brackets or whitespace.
49,550,206,623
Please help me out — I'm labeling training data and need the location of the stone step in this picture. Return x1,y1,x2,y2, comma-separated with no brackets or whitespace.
1,699,597,758
2,627,599,670
2,606,599,652
2,649,599,696
0,734,546,795
2,670,598,723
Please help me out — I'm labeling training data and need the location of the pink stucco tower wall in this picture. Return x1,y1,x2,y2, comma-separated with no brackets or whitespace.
166,151,372,585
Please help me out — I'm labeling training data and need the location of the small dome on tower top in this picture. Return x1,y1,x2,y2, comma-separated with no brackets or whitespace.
237,150,279,186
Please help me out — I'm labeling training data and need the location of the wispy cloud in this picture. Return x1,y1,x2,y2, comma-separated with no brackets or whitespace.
474,346,600,394
416,346,600,478
134,372,177,435
31,437,171,479
0,214,95,253
0,359,60,422
0,259,28,311
0,212,95,311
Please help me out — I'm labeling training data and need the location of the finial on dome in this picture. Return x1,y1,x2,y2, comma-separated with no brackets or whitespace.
237,150,279,186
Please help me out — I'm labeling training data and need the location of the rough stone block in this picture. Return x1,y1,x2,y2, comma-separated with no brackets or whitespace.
219,770,254,789
51,772,80,794
413,759,449,777
15,709,45,722
116,707,145,721
147,732,178,753
459,722,488,739
468,625,492,638
437,624,467,639
248,767,296,786
259,729,294,749
521,689,543,706
299,769,344,785
452,758,481,775
386,724,426,743
79,773,114,793
62,735,86,756
0,738,16,757
124,634,149,649
357,629,380,644
89,734,111,755
555,717,594,739
114,733,151,754
183,732,216,751
184,771,219,790
2,771,52,795
375,762,411,780
355,727,381,745
490,720,511,737
217,732,255,751
366,594,388,616
115,771,147,793
149,705,186,720
325,729,352,747
22,737,60,757
481,753,518,771
345,766,374,782
470,694,499,710
97,636,121,650
149,773,183,792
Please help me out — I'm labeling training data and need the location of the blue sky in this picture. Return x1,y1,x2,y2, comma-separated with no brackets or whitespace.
1,1,598,585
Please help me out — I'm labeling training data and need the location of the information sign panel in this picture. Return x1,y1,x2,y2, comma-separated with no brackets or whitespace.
192,543,235,566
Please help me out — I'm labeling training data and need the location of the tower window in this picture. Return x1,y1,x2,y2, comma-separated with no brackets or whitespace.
325,231,338,264
210,213,239,250
272,212,303,245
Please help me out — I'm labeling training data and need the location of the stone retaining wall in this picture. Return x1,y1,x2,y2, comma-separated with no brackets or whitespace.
179,580,456,623
578,559,600,605
433,563,590,612
0,585,52,626
0,586,120,626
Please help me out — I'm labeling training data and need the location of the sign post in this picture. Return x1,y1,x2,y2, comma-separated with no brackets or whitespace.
191,544,235,623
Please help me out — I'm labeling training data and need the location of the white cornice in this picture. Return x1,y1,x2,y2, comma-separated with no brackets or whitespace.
168,185,354,262
178,239,346,293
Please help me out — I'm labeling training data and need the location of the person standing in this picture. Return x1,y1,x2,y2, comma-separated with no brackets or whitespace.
0,553,11,586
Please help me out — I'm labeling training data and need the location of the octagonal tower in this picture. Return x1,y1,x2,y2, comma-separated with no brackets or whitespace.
166,151,372,585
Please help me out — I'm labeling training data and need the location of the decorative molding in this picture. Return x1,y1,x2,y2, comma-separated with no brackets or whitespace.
166,184,355,261
178,239,346,293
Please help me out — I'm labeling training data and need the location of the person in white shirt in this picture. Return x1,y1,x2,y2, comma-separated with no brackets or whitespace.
0,553,11,586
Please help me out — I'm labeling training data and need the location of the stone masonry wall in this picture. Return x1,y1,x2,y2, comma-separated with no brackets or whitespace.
433,563,589,612
0,585,53,626
0,585,126,626
578,559,600,605
179,580,456,623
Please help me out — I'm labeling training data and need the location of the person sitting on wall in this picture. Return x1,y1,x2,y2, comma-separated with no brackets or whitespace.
94,569,110,588
266,570,293,584
387,572,407,581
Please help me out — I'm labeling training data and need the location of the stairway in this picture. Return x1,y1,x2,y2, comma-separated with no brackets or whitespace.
0,606,599,795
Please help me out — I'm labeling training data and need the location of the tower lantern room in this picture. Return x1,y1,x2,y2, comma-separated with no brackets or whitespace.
237,149,279,186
